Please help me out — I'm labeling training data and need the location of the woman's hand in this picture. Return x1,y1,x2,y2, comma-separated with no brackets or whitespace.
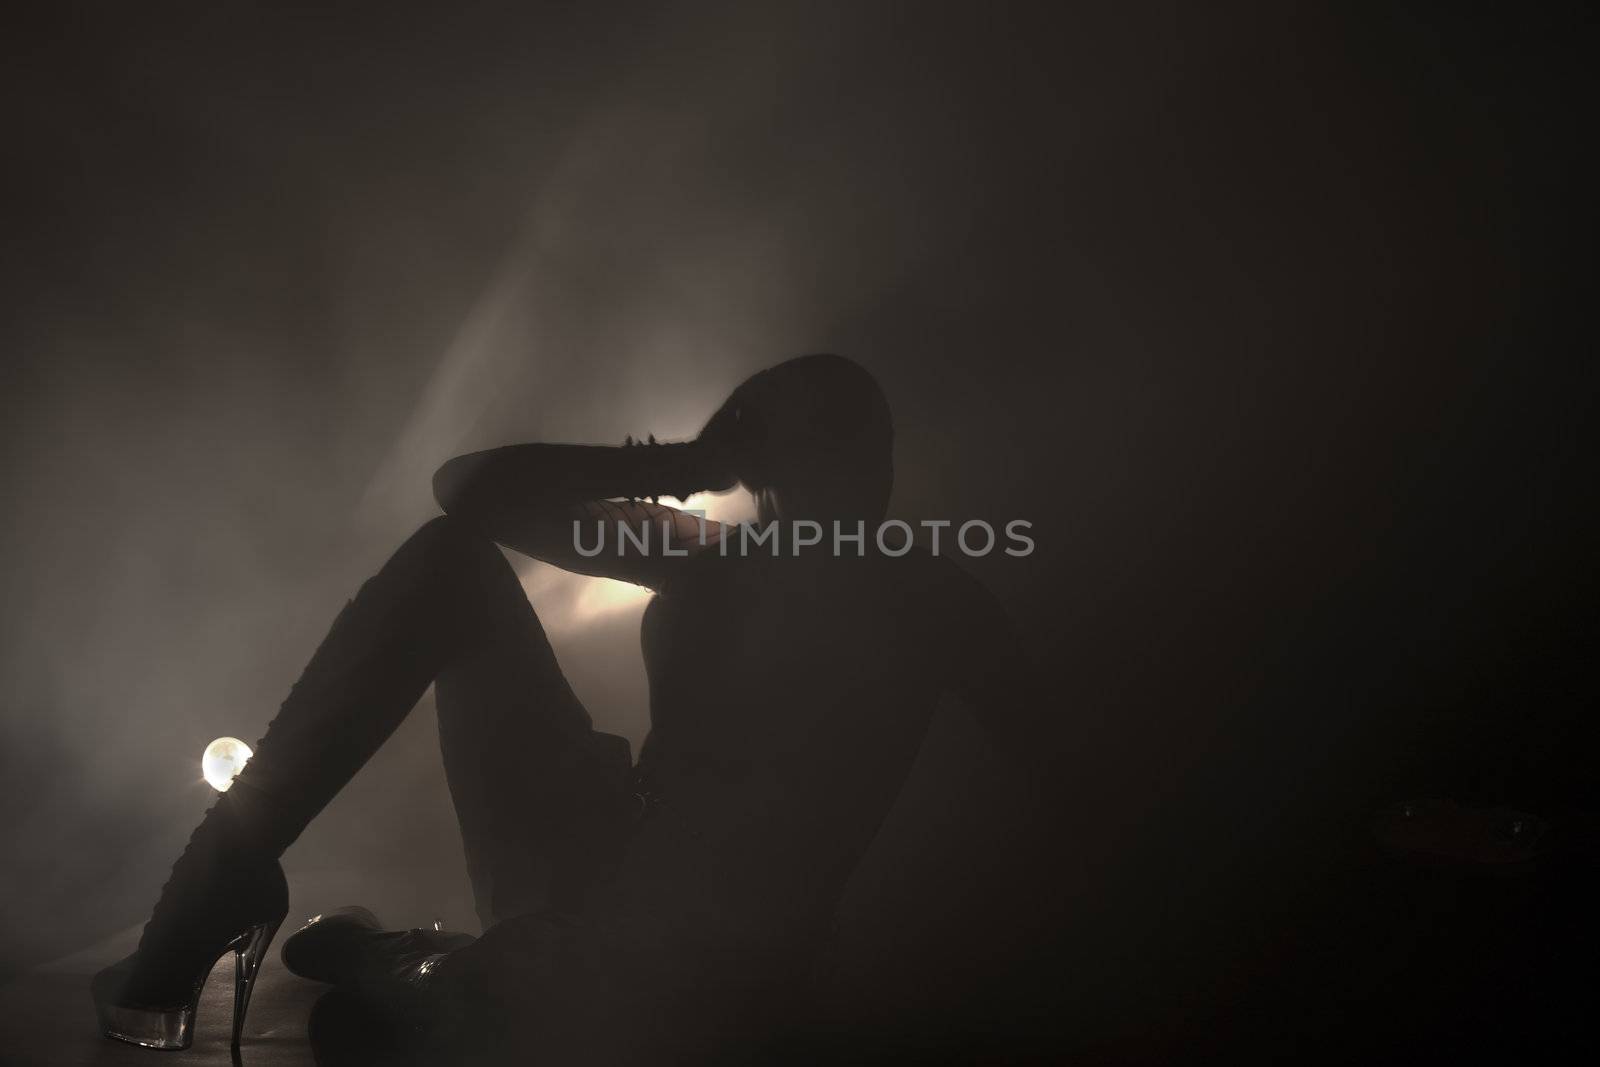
695,387,761,493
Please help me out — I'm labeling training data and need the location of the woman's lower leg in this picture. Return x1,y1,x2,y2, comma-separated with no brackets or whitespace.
224,515,521,858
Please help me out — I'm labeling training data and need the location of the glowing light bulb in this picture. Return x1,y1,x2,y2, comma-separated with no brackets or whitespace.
202,736,253,792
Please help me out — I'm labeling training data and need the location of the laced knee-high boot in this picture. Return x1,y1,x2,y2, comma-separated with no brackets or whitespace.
91,517,489,1051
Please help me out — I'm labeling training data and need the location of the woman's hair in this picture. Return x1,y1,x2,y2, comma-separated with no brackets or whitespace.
738,353,894,518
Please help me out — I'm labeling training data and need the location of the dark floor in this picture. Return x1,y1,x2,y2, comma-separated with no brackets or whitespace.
8,841,1592,1065
1,929,319,1067
0,867,479,1067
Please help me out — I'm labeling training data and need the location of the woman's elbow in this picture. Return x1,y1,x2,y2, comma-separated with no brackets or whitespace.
432,457,470,513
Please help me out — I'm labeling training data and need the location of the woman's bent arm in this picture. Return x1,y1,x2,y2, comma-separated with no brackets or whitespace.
432,439,736,587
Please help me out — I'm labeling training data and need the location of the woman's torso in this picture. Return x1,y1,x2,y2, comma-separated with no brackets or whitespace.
588,545,955,964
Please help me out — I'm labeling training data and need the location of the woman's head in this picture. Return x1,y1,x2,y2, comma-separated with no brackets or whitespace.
708,354,894,524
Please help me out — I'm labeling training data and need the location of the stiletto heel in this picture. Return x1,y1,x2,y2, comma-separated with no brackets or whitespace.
231,917,283,1051
91,798,289,1051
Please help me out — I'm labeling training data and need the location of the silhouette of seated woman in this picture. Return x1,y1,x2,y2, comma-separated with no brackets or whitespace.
91,354,1032,1062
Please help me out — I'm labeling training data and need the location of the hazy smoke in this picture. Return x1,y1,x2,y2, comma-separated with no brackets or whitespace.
0,1,968,974
8,8,1585,1050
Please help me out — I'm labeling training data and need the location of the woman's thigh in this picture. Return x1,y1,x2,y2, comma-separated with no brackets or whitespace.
431,533,633,926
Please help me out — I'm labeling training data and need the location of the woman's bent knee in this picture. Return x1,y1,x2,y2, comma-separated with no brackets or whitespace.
383,515,514,600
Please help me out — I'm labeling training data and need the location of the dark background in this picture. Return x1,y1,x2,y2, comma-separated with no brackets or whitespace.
2,2,1594,1061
